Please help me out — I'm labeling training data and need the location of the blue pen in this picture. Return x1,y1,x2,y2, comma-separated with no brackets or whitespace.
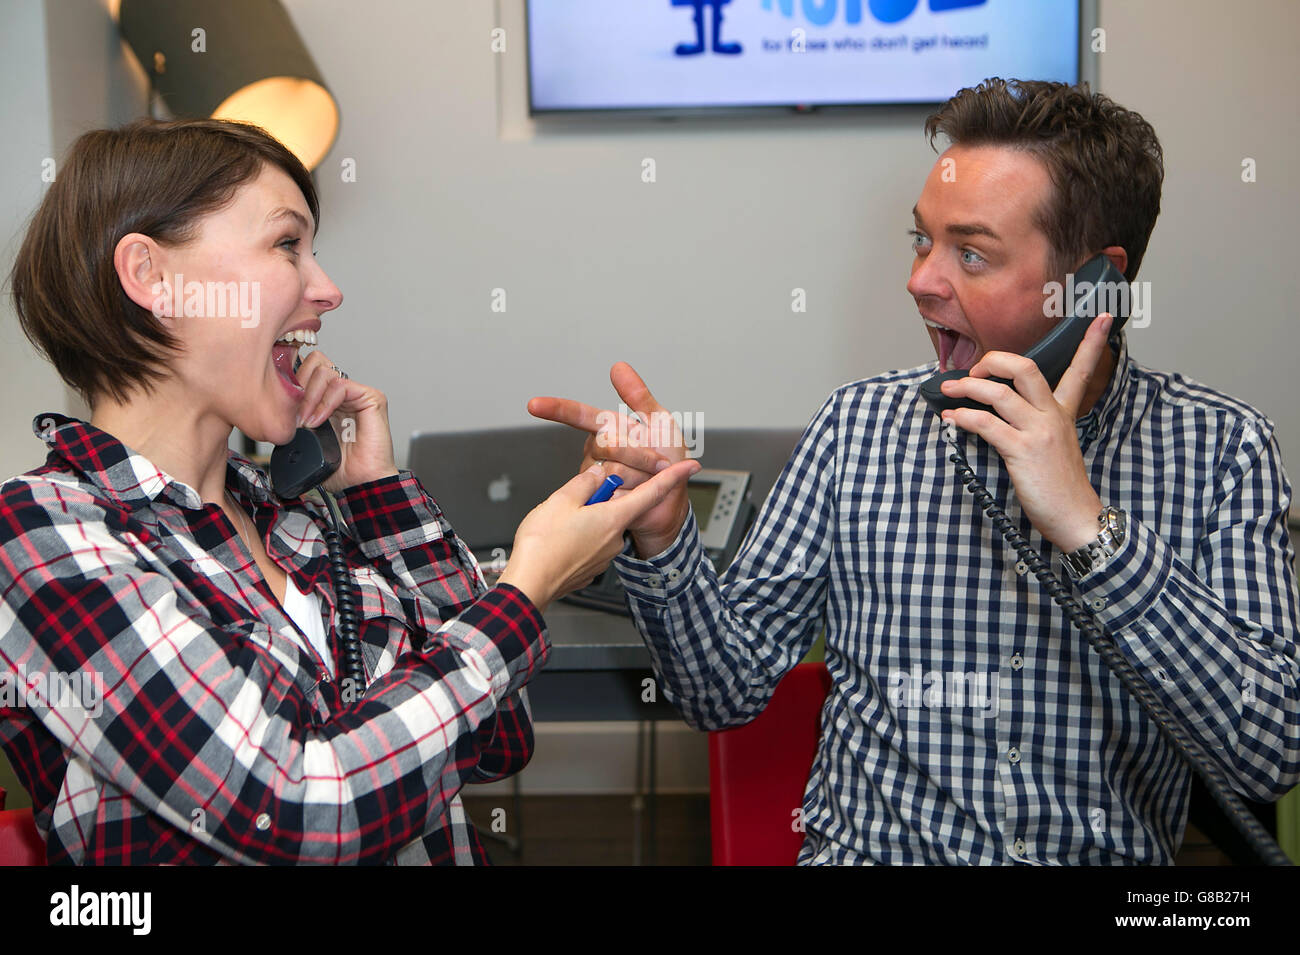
584,474,623,505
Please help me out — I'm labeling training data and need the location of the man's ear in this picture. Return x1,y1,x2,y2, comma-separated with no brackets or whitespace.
1100,245,1129,279
113,233,175,326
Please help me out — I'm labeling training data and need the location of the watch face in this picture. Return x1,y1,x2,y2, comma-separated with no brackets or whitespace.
1101,507,1126,548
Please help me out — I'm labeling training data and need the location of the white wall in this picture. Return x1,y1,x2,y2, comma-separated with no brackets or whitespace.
282,0,1300,475
1099,0,1300,468
0,0,147,484
0,0,64,484
291,0,936,468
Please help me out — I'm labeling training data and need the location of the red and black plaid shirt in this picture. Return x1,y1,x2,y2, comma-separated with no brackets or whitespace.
0,413,548,864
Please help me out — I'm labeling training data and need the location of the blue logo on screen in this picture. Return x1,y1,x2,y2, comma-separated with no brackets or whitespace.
762,0,986,26
672,0,743,55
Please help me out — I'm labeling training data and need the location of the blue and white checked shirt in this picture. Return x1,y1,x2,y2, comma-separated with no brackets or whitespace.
613,331,1300,864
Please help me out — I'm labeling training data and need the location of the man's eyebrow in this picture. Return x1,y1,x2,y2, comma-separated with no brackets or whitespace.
911,205,1002,241
265,207,312,233
946,222,1001,241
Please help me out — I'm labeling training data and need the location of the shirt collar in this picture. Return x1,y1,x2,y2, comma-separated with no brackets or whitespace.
1075,328,1132,451
31,413,275,512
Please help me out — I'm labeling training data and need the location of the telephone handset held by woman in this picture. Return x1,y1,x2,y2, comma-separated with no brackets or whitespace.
269,423,340,499
268,422,365,693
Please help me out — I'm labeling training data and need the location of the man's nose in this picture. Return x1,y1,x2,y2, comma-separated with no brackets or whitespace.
906,251,948,301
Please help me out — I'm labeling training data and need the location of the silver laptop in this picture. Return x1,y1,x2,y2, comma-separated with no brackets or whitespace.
407,424,803,557
407,424,589,553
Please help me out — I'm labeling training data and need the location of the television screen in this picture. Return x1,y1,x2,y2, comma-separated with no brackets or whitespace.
528,0,1081,113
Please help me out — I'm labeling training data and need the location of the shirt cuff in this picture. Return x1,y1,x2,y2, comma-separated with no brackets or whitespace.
332,469,447,561
441,582,550,700
1066,514,1172,631
611,507,705,604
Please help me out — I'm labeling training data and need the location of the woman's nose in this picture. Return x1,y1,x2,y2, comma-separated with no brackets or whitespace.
308,259,343,312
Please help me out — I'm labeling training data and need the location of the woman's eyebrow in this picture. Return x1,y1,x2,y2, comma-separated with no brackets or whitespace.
265,206,312,234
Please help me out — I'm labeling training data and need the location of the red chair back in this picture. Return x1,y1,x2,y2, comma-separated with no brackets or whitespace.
708,661,831,865
0,787,47,865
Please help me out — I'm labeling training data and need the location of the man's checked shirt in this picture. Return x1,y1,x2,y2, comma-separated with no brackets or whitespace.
0,413,547,865
614,331,1300,864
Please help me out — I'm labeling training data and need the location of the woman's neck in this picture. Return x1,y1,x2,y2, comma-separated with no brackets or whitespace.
89,387,236,505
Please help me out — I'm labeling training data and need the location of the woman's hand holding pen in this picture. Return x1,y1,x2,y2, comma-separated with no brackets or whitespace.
527,362,695,560
498,457,700,614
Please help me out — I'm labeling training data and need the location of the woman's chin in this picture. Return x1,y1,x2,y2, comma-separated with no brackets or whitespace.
271,420,300,446
241,416,299,449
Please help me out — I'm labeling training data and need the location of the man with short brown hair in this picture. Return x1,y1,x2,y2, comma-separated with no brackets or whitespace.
532,79,1300,864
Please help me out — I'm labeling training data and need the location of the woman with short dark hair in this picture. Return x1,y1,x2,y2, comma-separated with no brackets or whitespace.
0,118,697,864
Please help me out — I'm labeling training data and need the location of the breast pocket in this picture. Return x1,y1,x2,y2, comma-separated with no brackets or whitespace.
347,562,420,678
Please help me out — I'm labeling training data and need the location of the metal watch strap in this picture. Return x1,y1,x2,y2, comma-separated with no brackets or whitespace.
1061,506,1126,581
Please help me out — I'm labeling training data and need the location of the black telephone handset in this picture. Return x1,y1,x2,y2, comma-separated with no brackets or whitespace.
269,423,341,499
919,254,1129,418
268,423,365,693
921,255,1289,865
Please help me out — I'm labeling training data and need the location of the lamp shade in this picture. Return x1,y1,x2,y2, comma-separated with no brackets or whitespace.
118,0,339,171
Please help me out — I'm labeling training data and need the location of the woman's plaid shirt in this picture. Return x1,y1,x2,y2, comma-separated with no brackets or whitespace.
0,413,547,864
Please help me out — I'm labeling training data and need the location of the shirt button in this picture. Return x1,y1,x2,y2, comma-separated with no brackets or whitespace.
647,575,662,588
1089,596,1107,611
1012,838,1027,857
1007,747,1021,764
255,813,272,831
1010,653,1024,670
667,569,680,582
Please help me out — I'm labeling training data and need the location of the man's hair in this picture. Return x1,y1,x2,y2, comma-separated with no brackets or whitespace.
9,118,319,410
924,77,1163,284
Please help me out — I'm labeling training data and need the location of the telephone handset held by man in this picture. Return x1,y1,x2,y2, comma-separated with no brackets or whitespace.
923,255,1289,864
919,254,1129,418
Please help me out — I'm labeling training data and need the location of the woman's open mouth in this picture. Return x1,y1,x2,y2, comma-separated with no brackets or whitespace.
271,328,315,395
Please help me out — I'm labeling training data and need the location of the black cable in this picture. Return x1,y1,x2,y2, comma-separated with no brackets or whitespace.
320,489,365,695
943,427,1291,866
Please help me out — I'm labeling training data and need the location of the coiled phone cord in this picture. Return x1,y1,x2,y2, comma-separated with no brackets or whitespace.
321,490,366,694
942,424,1291,866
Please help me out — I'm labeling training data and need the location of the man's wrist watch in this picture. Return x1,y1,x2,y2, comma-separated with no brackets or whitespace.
1061,505,1127,581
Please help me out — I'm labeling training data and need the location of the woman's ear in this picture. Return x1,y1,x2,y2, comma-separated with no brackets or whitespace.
113,233,174,326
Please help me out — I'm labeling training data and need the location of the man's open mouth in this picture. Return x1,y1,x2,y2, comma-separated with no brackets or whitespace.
923,318,978,372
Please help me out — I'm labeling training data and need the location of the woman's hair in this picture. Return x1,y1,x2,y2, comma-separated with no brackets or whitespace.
925,78,1164,284
9,118,319,410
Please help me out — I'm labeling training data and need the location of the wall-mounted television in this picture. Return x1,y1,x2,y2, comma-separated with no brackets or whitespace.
527,0,1083,115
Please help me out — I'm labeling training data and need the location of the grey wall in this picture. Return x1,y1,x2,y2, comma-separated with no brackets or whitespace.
0,0,64,488
277,0,1300,479
5,0,1297,486
1,0,146,484
1099,0,1299,469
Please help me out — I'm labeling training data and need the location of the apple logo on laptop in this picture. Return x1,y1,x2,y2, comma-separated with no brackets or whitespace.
488,474,512,503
